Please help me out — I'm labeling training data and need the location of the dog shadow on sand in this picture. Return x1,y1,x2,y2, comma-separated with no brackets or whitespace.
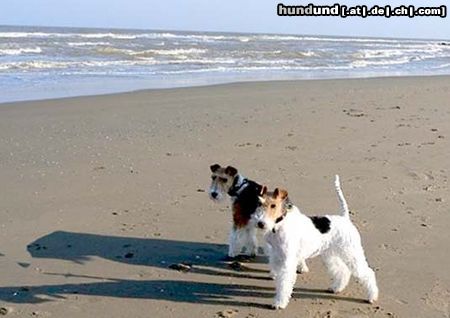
0,231,366,307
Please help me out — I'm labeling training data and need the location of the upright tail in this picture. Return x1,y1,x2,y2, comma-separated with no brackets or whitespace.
334,175,349,218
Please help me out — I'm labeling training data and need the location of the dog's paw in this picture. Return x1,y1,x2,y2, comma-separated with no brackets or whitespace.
271,304,287,310
271,299,289,310
367,294,378,304
296,266,309,274
269,270,277,280
327,287,341,294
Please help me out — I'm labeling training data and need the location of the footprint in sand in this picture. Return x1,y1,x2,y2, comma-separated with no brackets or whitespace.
215,309,238,318
423,281,450,318
379,243,404,255
343,108,365,117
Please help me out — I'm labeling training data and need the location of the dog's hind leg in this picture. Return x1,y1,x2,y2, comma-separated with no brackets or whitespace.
344,249,379,303
323,253,351,293
297,258,309,273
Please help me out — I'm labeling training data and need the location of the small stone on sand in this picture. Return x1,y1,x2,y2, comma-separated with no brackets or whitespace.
168,263,192,272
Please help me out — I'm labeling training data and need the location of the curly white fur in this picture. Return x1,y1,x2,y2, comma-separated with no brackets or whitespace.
254,175,379,309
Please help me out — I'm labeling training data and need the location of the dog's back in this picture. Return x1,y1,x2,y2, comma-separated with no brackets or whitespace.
232,180,263,228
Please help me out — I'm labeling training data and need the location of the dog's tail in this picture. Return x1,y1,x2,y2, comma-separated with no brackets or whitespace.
334,175,349,218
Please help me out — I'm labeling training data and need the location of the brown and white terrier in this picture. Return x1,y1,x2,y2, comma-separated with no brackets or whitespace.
209,164,264,258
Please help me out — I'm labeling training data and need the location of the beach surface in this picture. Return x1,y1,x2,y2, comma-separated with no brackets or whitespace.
0,76,449,317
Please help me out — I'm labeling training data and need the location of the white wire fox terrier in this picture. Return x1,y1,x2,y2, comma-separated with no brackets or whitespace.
209,164,264,259
253,175,379,309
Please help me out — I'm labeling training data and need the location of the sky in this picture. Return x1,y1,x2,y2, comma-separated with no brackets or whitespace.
0,0,449,40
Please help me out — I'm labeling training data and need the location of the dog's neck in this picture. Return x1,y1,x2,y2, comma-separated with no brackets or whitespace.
227,174,248,197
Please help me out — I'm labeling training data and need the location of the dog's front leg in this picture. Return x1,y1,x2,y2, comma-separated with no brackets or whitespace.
228,226,241,258
244,226,257,257
268,247,280,280
273,254,298,309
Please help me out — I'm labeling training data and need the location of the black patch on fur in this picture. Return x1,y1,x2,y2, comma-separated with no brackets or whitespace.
233,180,263,218
309,216,331,234
210,164,221,172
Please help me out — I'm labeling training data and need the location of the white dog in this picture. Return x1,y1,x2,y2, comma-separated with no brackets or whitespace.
253,175,379,309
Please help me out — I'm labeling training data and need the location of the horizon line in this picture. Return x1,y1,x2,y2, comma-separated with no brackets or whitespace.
1,23,449,42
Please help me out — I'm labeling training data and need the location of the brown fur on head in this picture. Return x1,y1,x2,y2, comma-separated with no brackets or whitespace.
209,164,239,201
254,187,289,230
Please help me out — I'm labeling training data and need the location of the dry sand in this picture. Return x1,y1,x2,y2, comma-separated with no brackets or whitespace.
0,76,449,317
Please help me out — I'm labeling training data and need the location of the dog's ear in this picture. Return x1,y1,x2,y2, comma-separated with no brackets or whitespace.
225,165,238,176
258,196,266,204
210,164,221,172
260,185,267,196
279,189,288,200
273,188,288,200
273,188,279,199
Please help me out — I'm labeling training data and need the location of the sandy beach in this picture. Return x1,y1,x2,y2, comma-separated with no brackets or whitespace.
0,76,449,317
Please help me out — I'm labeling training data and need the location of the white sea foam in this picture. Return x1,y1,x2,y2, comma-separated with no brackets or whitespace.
0,31,226,41
136,48,207,55
0,31,151,39
350,57,411,68
153,64,357,76
89,47,208,58
4,60,70,70
355,49,405,59
353,45,448,62
255,35,304,41
1,26,450,96
0,58,173,71
0,32,52,38
79,33,136,39
68,41,110,46
0,47,42,55
0,30,434,47
96,47,136,55
299,36,428,44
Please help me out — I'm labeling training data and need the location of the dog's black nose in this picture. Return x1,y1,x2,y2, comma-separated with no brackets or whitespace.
257,221,265,229
211,192,218,199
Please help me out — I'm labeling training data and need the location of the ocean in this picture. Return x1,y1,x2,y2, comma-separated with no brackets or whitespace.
1,25,450,103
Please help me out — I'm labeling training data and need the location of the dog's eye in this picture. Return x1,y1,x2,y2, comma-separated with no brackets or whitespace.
270,204,276,209
211,176,217,180
220,177,228,182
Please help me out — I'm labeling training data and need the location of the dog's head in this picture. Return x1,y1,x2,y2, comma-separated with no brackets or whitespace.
253,187,290,232
208,164,238,201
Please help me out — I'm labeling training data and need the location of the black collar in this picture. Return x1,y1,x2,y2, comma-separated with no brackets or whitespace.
272,213,287,233
275,214,286,224
227,177,248,197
